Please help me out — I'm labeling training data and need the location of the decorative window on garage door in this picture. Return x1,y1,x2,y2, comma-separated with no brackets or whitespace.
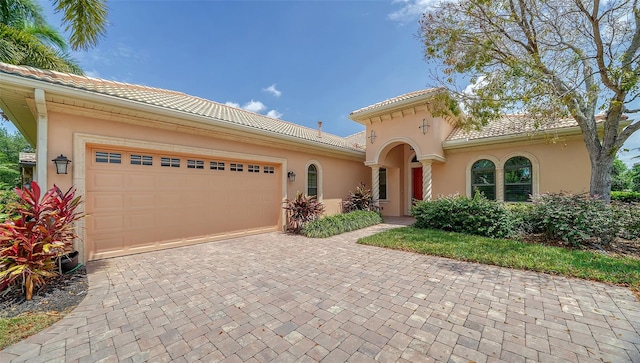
187,159,204,169
130,154,153,166
210,161,225,170
230,163,244,172
264,166,275,174
161,157,180,168
95,151,121,164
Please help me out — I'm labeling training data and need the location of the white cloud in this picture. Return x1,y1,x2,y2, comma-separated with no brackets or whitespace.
267,110,283,119
225,101,241,108
388,0,440,24
242,100,267,113
263,84,282,97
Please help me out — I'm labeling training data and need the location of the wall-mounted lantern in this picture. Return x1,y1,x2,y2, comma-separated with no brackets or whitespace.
419,119,430,134
52,154,71,174
287,171,296,182
368,130,377,144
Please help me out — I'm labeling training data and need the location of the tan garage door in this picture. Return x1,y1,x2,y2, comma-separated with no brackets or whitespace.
85,147,281,260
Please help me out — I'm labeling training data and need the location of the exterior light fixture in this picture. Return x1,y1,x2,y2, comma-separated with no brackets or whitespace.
52,154,71,174
287,171,296,182
368,130,377,144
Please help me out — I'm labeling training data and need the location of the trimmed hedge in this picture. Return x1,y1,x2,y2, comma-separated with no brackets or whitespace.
612,191,640,203
411,193,516,239
302,210,382,238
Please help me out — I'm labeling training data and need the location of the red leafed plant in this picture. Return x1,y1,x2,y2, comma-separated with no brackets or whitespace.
0,181,82,300
283,192,325,234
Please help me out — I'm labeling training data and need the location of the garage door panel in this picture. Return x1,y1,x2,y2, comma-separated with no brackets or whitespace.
92,172,125,189
86,147,280,260
127,173,156,189
126,194,155,209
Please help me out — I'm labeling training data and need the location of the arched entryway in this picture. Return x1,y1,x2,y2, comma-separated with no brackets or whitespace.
366,139,440,216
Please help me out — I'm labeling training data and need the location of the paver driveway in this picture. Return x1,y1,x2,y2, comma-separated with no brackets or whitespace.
2,219,639,362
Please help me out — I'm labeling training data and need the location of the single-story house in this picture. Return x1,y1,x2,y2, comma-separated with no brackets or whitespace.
0,63,591,262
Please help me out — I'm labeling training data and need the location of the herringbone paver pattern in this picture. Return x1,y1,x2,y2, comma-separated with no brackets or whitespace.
2,219,639,362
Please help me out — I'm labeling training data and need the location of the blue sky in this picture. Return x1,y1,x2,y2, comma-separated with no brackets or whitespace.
8,1,640,165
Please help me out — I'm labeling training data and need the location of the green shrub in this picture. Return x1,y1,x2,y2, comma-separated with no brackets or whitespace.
505,202,535,236
341,183,381,213
411,193,516,239
302,211,382,238
529,192,618,246
611,191,640,203
283,192,325,234
612,202,640,240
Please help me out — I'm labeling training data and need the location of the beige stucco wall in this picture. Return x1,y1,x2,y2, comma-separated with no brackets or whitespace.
436,136,591,199
364,108,453,164
45,109,370,215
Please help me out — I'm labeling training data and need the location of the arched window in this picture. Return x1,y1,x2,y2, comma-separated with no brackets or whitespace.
504,156,532,202
471,159,496,200
307,164,318,197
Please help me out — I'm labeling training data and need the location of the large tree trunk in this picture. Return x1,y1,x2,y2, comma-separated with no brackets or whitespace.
589,152,614,202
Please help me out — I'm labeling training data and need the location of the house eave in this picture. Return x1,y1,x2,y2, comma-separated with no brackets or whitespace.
442,126,584,150
0,71,364,160
349,89,447,124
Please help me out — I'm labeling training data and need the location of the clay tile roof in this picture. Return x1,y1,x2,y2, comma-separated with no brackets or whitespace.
446,114,584,141
0,63,363,152
345,131,366,150
350,87,445,117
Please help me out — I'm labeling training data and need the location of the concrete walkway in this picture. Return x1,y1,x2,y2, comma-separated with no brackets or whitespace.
2,218,639,362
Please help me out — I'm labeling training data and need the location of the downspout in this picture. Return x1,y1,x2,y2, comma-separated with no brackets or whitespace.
34,89,48,189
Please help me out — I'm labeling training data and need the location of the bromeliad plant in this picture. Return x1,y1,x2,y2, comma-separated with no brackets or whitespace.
341,183,381,213
283,192,325,234
0,182,82,300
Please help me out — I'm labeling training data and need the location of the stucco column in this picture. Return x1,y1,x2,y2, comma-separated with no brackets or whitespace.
421,160,432,201
34,89,48,189
496,167,504,202
371,165,380,203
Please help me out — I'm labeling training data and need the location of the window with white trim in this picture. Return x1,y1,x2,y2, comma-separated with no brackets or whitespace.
96,152,121,164
187,159,204,169
264,166,275,174
248,165,260,173
210,161,225,170
230,163,243,172
504,156,532,202
307,164,318,197
161,157,180,168
131,155,153,166
471,159,496,200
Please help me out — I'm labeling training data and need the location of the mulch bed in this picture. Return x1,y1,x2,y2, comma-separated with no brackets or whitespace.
0,266,88,319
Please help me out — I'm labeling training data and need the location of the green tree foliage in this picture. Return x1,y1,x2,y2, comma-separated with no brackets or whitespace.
0,126,33,187
612,158,632,191
0,0,83,73
420,0,640,202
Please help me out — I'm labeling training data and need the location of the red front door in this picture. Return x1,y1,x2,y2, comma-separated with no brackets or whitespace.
412,167,423,201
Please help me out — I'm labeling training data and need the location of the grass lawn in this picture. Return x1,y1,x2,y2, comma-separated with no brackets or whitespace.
0,313,63,349
358,227,640,289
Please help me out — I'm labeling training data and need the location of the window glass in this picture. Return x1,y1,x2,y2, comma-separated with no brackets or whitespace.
96,152,121,164
161,157,180,167
210,161,225,170
504,156,532,202
248,165,260,173
471,159,496,200
131,155,152,166
187,160,204,169
307,164,318,197
230,163,244,172
263,166,275,174
379,168,387,200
